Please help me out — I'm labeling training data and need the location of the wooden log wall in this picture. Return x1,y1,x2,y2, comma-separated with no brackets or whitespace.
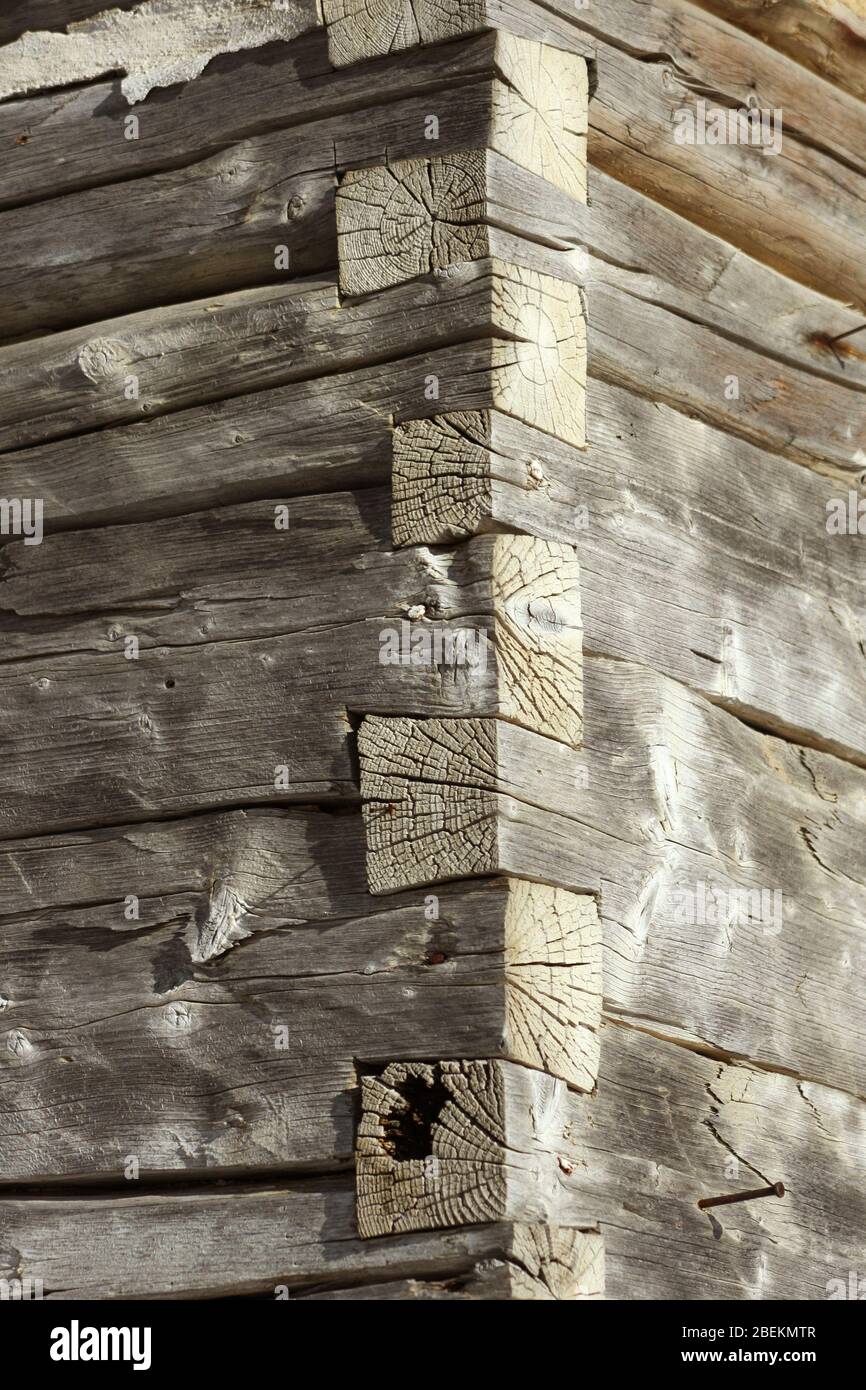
0,0,863,1300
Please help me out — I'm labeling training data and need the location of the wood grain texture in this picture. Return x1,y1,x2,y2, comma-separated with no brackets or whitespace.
337,148,585,296
3,1020,863,1298
0,810,597,1179
0,31,502,210
0,498,583,834
359,651,866,1098
0,1185,601,1300
322,0,488,66
4,248,856,483
0,65,584,340
0,260,585,452
356,1058,584,1235
698,0,866,106
390,397,866,768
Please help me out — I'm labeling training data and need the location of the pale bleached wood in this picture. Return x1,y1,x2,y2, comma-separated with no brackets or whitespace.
0,0,320,104
0,260,584,452
359,650,866,1097
356,1058,588,1236
0,808,596,1178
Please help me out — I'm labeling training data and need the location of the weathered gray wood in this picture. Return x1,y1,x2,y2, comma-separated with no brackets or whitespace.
0,495,583,834
2,1024,861,1298
0,808,596,1179
581,1021,866,1300
589,276,866,484
359,654,866,1096
0,0,321,104
2,252,855,482
582,170,866,395
0,54,587,339
300,1225,604,1299
0,1187,600,1300
0,29,557,211
390,399,866,767
0,260,584,452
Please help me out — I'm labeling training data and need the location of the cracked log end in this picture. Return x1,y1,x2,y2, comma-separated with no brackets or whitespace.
490,531,582,746
337,152,490,296
491,35,588,202
359,711,583,893
323,0,488,66
491,262,586,448
504,1224,605,1300
391,410,582,546
504,879,600,1092
392,412,496,545
356,1058,576,1238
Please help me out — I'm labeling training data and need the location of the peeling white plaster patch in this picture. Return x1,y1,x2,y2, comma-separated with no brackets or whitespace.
0,0,319,105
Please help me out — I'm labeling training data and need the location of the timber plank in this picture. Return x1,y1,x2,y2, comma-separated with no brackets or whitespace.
389,399,866,768
0,495,581,834
323,0,866,305
697,0,866,106
2,382,863,767
0,255,855,480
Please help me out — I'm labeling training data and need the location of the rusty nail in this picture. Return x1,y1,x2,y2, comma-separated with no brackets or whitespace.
829,323,866,344
698,1181,785,1210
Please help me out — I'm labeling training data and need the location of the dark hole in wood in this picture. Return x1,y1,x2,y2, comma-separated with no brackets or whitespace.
382,1067,449,1162
164,677,176,689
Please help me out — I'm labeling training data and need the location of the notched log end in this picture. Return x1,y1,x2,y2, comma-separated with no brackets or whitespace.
505,1224,605,1300
391,412,496,546
356,1058,508,1237
322,0,488,66
491,530,583,747
358,715,500,894
337,152,490,296
504,880,601,1092
491,35,588,202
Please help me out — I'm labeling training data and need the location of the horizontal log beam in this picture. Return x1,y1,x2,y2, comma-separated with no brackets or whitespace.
0,259,585,452
0,812,597,1180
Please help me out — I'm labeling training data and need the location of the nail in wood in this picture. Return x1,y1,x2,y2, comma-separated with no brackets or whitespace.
698,1181,785,1210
